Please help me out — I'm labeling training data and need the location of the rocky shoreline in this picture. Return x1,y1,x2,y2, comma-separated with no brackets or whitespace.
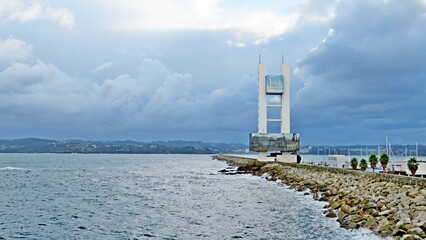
214,155,426,240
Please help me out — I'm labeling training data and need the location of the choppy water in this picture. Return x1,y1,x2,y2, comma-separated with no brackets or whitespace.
0,154,382,240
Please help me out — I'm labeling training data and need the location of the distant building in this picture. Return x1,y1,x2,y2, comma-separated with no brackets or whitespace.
388,160,426,177
327,155,351,168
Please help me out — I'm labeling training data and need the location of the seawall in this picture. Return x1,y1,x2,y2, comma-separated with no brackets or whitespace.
213,154,426,240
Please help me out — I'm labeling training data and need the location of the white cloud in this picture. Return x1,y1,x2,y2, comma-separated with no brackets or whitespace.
90,62,113,73
226,40,245,47
0,0,75,28
0,37,33,67
101,0,317,45
231,11,301,45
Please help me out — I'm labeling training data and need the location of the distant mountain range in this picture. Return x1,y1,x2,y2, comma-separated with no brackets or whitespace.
0,138,248,154
0,138,423,156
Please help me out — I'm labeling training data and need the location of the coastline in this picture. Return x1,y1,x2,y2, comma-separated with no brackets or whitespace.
214,155,426,240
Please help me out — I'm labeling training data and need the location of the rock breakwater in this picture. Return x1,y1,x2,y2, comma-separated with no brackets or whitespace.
214,155,426,240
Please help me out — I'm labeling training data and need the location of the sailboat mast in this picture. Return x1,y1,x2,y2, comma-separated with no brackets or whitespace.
385,135,389,155
416,142,418,156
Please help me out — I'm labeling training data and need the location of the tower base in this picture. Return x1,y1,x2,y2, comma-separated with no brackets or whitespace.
257,152,297,163
276,154,297,163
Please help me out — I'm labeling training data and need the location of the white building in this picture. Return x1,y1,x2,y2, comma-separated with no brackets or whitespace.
389,160,426,177
327,155,351,168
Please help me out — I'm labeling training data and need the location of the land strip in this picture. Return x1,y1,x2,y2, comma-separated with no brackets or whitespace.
213,154,426,240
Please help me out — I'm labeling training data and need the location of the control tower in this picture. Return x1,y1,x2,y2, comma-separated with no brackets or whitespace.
249,60,300,162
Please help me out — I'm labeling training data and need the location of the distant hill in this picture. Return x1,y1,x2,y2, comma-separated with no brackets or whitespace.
0,138,248,154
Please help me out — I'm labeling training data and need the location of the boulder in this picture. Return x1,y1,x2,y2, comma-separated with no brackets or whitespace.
387,201,399,208
350,198,360,207
371,209,380,217
343,198,352,205
347,222,359,229
379,209,395,216
341,204,351,214
401,234,423,240
319,196,329,202
325,210,337,218
337,210,348,220
408,192,420,198
401,197,412,209
401,224,416,231
412,194,426,203
331,201,342,209
350,216,364,223
407,227,425,237
412,211,426,229
362,203,376,210
378,225,393,236
414,206,426,211
393,228,407,237
420,189,426,198
365,217,378,228
375,218,389,232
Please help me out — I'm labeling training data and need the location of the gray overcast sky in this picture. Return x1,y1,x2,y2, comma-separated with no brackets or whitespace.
0,0,425,145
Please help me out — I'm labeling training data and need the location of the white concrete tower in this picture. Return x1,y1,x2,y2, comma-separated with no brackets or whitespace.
278,63,292,161
258,64,267,134
250,59,300,162
281,64,291,134
257,63,268,161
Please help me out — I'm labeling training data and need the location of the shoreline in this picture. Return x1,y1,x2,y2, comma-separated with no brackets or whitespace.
213,155,426,240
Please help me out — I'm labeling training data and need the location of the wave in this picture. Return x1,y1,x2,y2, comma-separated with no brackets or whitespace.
0,167,30,171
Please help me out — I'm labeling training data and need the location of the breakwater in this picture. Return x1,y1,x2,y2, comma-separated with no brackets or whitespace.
214,155,426,240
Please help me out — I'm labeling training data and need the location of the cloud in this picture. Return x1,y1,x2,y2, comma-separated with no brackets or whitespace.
90,62,113,73
0,37,33,68
0,0,75,28
99,0,336,45
294,0,426,144
0,37,257,140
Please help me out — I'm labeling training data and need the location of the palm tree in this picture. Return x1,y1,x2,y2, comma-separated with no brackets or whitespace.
350,157,358,170
369,154,378,172
407,157,419,176
380,153,389,171
360,159,368,171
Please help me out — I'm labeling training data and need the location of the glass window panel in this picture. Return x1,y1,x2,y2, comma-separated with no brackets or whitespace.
266,75,284,94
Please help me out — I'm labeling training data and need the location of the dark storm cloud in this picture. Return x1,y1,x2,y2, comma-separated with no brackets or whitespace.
294,0,426,144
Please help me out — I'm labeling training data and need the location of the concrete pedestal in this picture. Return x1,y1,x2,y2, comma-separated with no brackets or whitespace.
276,154,297,163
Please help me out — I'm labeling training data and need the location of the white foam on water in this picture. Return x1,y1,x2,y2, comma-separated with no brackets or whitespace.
351,227,393,240
0,167,29,171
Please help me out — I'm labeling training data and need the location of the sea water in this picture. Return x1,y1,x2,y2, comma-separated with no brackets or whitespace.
0,154,383,239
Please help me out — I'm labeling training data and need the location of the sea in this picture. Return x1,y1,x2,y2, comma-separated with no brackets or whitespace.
0,154,385,240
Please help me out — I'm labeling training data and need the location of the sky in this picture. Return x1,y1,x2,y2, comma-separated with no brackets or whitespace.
0,0,425,145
